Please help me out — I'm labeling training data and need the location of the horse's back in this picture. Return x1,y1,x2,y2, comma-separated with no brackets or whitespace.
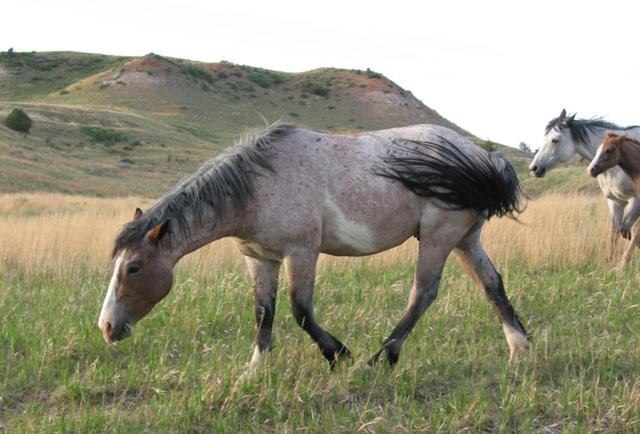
243,125,481,257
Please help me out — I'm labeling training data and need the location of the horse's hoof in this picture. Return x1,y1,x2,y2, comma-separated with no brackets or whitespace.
354,361,376,377
328,346,352,370
610,265,625,274
508,340,532,365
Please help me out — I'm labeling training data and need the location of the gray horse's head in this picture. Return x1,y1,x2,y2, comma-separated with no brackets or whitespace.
529,109,577,177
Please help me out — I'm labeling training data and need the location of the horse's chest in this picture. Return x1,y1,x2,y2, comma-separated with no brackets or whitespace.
597,172,635,202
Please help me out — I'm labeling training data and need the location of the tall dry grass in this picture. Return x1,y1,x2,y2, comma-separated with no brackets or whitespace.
0,192,613,277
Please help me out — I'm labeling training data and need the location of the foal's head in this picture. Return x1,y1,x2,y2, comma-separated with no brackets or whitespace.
588,132,625,177
98,208,174,344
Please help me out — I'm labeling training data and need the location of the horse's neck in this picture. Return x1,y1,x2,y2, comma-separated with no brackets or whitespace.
618,139,640,182
167,209,241,263
574,129,608,160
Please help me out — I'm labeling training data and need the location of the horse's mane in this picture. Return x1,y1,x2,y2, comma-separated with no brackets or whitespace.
611,133,640,147
113,122,295,256
546,113,638,145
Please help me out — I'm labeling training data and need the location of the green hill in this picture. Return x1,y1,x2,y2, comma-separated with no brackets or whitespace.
0,50,598,197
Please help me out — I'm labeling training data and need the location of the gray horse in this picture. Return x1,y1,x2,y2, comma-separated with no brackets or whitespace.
530,109,640,266
98,123,530,373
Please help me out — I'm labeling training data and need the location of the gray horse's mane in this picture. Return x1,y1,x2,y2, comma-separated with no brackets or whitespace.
113,122,295,255
546,113,638,145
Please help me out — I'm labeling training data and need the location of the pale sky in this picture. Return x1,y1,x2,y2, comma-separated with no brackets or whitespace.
4,0,640,148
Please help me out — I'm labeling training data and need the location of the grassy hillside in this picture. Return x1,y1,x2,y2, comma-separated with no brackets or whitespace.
0,51,465,196
0,50,600,197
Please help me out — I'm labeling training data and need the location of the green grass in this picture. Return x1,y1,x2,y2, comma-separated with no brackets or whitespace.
2,259,640,431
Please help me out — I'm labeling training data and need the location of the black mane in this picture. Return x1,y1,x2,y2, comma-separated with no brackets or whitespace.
546,114,638,145
113,123,295,255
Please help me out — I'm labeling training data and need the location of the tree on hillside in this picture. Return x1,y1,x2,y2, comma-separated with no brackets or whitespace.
4,108,32,133
519,142,532,153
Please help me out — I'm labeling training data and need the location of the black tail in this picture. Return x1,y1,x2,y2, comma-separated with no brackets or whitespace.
376,137,523,219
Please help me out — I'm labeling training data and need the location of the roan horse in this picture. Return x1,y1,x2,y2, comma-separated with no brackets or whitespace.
98,123,530,372
529,109,640,265
588,133,640,264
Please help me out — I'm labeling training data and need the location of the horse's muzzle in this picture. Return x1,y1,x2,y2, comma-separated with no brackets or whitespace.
101,320,133,343
587,165,602,178
529,164,546,177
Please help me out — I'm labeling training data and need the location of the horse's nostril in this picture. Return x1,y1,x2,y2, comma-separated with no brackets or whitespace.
105,321,112,334
531,165,538,172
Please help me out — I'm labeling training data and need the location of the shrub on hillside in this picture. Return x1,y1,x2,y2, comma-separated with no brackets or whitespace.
478,140,497,152
4,108,32,133
248,72,271,88
366,68,383,79
79,126,127,145
301,81,329,97
182,65,215,84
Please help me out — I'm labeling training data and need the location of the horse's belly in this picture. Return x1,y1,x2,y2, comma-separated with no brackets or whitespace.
319,195,420,256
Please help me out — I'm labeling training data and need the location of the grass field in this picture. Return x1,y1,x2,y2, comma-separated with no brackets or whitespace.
2,193,640,432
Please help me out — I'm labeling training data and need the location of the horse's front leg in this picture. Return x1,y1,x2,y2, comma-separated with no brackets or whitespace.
285,248,351,368
607,199,624,261
244,255,281,374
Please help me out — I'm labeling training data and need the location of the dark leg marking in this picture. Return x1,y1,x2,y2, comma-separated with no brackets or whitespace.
455,231,531,360
285,251,351,369
245,256,281,355
367,276,441,367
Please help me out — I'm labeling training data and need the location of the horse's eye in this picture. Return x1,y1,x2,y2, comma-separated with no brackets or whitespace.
605,148,612,155
551,138,559,144
127,265,141,274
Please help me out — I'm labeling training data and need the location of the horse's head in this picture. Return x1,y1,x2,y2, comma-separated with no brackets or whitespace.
98,208,174,344
529,108,577,177
588,132,624,177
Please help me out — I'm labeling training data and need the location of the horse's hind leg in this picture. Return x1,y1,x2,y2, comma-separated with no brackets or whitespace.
619,220,640,269
244,256,281,374
455,227,531,362
285,249,351,368
367,212,474,367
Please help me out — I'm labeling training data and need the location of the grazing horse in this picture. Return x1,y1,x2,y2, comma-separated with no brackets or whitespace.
588,133,640,264
529,109,640,264
98,123,530,372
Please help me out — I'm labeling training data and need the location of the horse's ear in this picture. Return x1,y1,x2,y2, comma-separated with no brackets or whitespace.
133,207,143,221
567,113,576,123
607,131,618,138
559,108,566,119
146,220,170,242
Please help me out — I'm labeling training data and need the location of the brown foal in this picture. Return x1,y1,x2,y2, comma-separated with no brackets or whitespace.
589,132,640,266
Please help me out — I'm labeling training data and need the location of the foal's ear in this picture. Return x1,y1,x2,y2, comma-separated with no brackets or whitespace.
559,108,567,119
146,220,170,242
133,207,143,221
567,113,576,123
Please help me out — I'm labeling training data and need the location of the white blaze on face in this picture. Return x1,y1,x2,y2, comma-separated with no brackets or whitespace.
98,250,125,329
588,145,605,174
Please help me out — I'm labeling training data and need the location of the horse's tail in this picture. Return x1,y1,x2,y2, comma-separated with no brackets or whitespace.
376,137,524,219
